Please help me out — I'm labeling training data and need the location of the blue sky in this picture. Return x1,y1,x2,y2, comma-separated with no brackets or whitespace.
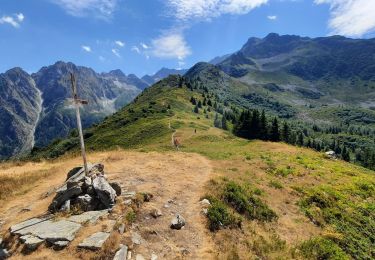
1,0,375,77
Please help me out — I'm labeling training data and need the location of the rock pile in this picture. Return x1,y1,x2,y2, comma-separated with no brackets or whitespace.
49,163,120,213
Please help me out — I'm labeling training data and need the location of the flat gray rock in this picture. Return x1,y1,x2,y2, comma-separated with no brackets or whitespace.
113,244,128,260
68,210,108,224
10,218,47,234
11,219,81,242
53,240,70,249
20,235,44,251
78,232,110,250
131,232,142,245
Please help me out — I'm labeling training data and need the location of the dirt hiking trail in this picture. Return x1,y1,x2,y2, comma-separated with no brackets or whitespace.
0,151,215,259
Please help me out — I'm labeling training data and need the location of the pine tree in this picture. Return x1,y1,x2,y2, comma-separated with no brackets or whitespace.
203,98,207,106
198,100,202,108
342,146,350,162
270,117,280,142
190,97,196,105
222,114,228,130
297,132,304,146
194,105,199,114
282,121,290,143
207,99,212,106
214,113,221,128
250,110,260,139
259,110,268,140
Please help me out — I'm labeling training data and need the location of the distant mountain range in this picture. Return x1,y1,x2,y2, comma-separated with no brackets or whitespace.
4,33,375,160
0,62,192,159
141,68,188,85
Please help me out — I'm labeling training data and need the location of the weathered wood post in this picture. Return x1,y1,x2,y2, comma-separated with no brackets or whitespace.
70,73,89,176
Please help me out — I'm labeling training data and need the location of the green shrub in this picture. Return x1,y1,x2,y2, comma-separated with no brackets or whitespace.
268,180,283,189
222,181,277,222
298,237,350,260
206,198,241,231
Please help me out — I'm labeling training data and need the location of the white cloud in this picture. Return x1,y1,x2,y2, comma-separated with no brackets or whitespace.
50,0,117,18
82,45,92,52
267,15,277,20
131,46,141,54
140,43,149,49
115,40,125,47
0,13,25,28
315,0,375,37
16,13,25,22
150,32,191,60
166,0,268,20
112,48,121,57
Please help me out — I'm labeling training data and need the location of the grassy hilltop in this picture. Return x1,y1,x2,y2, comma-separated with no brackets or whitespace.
5,75,371,259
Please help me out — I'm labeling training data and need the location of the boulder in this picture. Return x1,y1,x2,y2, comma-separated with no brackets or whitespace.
78,232,110,250
151,254,158,260
170,214,185,230
110,182,122,196
49,184,82,212
66,166,83,180
76,194,94,211
93,176,117,208
113,244,128,260
20,235,44,251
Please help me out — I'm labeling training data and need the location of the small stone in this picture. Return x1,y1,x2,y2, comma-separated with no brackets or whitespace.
200,199,211,206
110,182,122,196
150,208,163,218
113,244,128,260
131,232,142,245
170,214,185,230
136,254,145,260
202,208,208,215
118,224,125,234
151,253,158,260
127,251,132,260
78,232,110,250
124,199,132,206
53,240,69,249
164,204,170,208
123,191,136,199
20,235,44,251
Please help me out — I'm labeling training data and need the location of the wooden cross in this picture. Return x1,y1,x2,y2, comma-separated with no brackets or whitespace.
70,73,89,176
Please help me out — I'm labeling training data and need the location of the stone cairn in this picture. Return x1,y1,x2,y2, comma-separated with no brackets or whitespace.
49,163,121,213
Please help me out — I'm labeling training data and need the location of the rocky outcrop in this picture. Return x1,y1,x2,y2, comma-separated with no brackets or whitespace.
48,164,120,213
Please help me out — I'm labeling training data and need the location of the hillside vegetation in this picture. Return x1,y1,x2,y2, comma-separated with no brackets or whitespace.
18,75,375,259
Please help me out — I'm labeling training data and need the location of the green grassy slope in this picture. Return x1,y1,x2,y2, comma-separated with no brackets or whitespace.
28,74,375,259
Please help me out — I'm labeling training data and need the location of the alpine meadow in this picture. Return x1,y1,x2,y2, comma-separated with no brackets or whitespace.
0,1,374,260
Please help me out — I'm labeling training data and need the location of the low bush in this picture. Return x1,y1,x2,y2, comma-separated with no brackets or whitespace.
206,197,241,231
222,181,277,222
298,237,349,260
